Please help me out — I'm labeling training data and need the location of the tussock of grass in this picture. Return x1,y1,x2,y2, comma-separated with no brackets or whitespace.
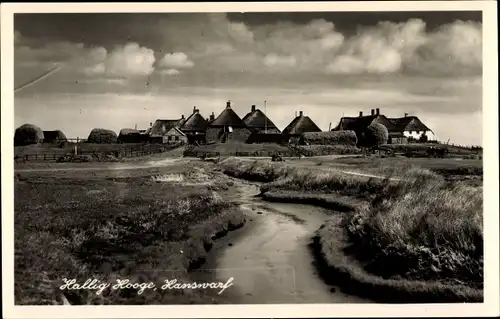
346,178,483,288
15,170,244,305
314,217,483,303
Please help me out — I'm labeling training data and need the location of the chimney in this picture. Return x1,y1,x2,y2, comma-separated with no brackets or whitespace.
251,105,256,112
149,122,152,127
359,111,363,117
210,112,215,121
376,108,380,115
181,114,185,119
226,101,231,108
299,111,303,117
404,113,408,117
193,106,197,114
371,109,375,116
135,124,137,130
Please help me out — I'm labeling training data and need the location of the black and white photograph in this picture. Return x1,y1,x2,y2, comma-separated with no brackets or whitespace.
2,1,499,318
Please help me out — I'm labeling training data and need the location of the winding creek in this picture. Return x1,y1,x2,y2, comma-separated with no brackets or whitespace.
192,180,370,304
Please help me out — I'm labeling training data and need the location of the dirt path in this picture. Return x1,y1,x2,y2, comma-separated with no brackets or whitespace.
192,180,371,304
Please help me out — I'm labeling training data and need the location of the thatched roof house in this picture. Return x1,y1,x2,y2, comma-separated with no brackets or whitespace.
333,109,398,133
14,124,44,146
242,105,281,134
389,115,434,135
180,107,208,134
42,130,67,144
332,109,432,143
149,118,184,137
87,128,118,144
206,101,251,143
209,101,247,128
282,111,322,136
118,128,143,143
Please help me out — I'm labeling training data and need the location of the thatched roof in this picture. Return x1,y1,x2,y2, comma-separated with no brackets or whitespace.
42,130,67,142
87,128,118,144
210,101,246,127
166,126,187,136
389,116,432,133
282,113,321,135
332,114,399,134
242,106,280,132
119,128,141,136
14,124,44,146
180,111,208,132
149,119,183,136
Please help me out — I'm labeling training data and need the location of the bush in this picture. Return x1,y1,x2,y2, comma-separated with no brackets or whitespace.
363,123,388,147
14,124,44,146
299,131,358,146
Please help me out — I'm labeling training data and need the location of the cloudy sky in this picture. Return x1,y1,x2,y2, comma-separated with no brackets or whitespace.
14,11,482,145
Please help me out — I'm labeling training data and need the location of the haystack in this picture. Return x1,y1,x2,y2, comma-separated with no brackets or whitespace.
42,130,67,144
87,128,118,144
299,130,357,146
14,124,44,146
118,128,142,143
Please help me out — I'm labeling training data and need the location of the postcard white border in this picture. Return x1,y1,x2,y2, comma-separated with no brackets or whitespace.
2,1,499,318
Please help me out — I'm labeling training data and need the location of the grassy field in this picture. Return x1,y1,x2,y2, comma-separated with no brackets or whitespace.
220,157,483,297
187,142,291,156
14,163,244,305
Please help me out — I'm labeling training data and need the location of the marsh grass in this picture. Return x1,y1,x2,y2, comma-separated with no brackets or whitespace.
220,157,483,289
15,167,244,305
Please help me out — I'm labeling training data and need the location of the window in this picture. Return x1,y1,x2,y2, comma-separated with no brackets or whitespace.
175,136,179,141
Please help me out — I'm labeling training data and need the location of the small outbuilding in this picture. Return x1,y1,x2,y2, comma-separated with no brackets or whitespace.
118,128,143,143
163,127,188,144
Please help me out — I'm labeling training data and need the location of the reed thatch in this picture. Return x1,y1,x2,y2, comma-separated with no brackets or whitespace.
118,128,143,143
14,124,44,146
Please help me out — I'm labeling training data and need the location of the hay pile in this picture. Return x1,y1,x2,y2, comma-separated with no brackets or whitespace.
14,124,44,146
299,130,357,146
363,123,388,147
87,128,118,144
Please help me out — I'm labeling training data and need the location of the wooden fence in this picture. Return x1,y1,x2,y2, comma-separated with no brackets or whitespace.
15,143,183,163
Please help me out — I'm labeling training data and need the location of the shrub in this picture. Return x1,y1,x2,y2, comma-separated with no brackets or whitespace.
363,123,388,147
87,128,118,144
14,124,44,146
299,131,358,146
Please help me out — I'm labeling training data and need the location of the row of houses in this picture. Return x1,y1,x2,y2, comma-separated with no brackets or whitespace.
136,101,434,145
137,101,322,145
